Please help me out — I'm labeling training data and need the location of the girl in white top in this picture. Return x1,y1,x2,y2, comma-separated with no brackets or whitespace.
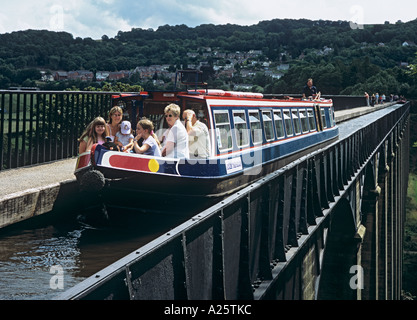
133,118,162,157
161,103,189,158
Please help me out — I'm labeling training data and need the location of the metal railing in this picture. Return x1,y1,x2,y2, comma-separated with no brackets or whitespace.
0,90,114,171
57,102,410,300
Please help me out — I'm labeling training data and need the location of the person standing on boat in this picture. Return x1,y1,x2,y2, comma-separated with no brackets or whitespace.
106,106,123,141
182,109,211,158
302,78,319,100
161,103,189,158
133,118,162,157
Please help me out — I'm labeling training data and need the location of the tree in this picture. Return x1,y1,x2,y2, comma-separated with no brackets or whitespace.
0,75,11,89
15,68,41,84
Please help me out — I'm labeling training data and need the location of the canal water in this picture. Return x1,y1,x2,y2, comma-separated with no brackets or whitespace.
0,205,192,300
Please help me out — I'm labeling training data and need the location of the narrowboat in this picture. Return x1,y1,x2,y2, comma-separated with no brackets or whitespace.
75,70,338,203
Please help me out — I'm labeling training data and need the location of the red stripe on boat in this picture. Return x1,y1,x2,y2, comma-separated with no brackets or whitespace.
108,154,152,172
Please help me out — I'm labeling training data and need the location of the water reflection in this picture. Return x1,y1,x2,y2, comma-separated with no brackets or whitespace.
0,205,192,300
0,225,82,300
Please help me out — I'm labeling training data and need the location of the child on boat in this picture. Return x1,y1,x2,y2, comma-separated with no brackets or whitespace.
115,120,134,152
78,117,108,154
133,118,162,157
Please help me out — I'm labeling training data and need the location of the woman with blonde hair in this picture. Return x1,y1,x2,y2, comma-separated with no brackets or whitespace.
78,117,109,154
133,118,161,156
161,103,189,158
106,106,123,141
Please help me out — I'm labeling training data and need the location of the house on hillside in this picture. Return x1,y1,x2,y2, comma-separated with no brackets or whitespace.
40,71,54,82
108,71,129,81
217,69,234,78
234,84,253,90
265,70,284,79
402,41,416,47
68,70,94,81
96,71,110,81
240,69,256,78
399,62,409,68
277,64,290,71
53,71,68,81
247,50,262,58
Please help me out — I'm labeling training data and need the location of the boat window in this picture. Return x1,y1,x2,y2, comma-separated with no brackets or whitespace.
283,110,294,137
292,110,301,135
249,111,262,145
299,109,309,133
262,110,275,141
321,109,327,129
214,111,232,152
233,111,249,148
307,108,317,131
273,110,285,138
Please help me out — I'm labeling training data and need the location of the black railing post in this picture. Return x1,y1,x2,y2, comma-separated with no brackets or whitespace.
22,93,27,167
7,93,13,168
28,93,34,166
15,93,20,168
0,93,4,170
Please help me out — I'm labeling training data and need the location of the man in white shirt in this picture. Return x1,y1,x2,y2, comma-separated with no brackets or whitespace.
183,109,211,158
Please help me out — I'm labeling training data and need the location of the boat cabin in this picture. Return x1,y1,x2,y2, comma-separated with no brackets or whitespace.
111,70,336,159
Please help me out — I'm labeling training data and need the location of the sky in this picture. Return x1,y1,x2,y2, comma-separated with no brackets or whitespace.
0,0,416,39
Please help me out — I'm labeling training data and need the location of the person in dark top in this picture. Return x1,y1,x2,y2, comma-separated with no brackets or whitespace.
302,78,319,100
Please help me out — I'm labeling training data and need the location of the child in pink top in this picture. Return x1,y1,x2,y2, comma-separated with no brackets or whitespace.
78,117,108,154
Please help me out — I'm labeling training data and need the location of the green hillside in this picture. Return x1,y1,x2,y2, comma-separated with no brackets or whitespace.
1,19,417,96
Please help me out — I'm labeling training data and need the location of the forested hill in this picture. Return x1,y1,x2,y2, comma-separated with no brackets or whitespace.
1,18,417,96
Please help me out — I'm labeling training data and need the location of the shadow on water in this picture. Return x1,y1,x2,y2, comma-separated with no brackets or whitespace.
0,196,209,300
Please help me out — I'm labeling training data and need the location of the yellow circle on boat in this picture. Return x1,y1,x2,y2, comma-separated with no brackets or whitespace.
148,159,159,172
